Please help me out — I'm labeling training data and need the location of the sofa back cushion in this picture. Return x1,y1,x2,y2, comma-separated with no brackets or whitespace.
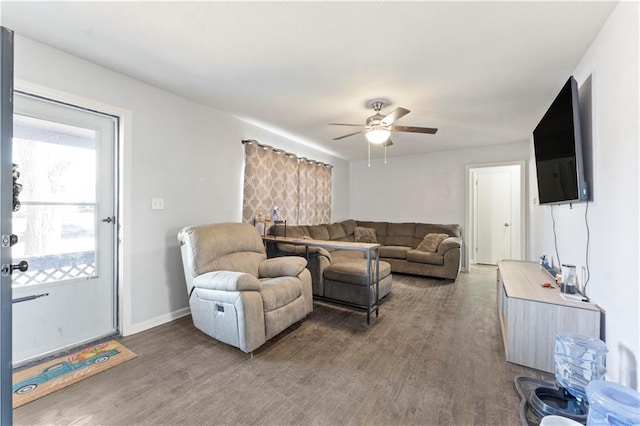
327,223,346,240
307,225,330,241
385,222,416,247
275,225,310,239
339,219,358,238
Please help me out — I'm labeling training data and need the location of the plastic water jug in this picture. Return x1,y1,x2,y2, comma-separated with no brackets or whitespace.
555,334,608,401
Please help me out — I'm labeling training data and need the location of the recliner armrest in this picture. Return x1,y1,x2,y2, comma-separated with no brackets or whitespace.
259,256,307,278
193,270,262,292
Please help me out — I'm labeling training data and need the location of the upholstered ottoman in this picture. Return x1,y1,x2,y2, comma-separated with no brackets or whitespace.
322,259,392,307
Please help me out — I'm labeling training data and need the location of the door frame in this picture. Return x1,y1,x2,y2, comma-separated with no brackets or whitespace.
15,79,134,337
464,160,527,270
1,26,14,425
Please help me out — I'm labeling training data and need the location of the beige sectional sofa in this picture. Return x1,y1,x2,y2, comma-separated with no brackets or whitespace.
268,219,462,305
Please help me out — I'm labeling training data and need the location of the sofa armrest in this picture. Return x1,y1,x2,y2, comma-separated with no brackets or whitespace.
193,271,262,292
313,247,332,262
437,237,462,254
276,244,332,262
259,256,308,278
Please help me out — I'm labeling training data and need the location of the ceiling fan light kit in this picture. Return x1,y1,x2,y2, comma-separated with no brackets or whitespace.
330,99,438,165
366,128,391,144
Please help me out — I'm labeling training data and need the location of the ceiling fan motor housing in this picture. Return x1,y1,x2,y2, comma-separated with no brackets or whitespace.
366,113,387,128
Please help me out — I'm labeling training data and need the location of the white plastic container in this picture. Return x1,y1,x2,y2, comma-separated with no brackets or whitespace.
541,415,583,426
586,380,640,425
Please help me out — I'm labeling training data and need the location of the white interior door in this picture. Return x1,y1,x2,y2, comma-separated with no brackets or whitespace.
11,92,117,365
475,170,512,265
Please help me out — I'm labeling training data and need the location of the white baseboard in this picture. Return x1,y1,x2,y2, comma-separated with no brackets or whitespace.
122,307,191,336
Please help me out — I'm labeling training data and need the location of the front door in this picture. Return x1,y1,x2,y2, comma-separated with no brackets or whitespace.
11,92,118,365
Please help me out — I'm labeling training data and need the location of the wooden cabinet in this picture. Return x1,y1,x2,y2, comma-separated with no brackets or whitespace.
497,260,603,373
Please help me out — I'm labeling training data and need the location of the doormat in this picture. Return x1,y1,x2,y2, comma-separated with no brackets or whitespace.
12,340,136,408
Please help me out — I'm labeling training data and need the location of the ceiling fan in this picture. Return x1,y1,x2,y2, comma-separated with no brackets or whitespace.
330,100,438,147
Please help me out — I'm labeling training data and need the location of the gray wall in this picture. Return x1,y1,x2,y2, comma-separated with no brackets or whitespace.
13,35,350,334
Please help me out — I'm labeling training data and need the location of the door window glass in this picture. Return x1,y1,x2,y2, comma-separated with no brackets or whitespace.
12,114,98,286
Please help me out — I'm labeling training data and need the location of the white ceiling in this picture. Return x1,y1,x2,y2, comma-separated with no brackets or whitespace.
1,1,616,161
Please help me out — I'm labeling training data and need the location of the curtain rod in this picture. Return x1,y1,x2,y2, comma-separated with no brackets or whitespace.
242,139,333,168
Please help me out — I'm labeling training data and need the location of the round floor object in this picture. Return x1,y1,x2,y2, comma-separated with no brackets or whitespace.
540,415,583,426
530,386,587,423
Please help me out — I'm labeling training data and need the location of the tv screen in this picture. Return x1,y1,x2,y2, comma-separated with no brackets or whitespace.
533,76,589,205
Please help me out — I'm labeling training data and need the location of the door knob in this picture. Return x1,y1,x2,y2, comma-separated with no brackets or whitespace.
1,260,28,276
504,223,510,227
101,216,115,224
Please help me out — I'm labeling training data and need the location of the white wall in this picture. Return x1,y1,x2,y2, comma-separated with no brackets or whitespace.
530,2,639,388
13,35,349,334
349,142,530,226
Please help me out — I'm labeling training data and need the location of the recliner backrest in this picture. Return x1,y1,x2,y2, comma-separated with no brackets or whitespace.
178,222,266,281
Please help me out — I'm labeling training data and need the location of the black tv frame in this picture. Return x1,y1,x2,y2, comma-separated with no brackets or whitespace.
533,76,589,206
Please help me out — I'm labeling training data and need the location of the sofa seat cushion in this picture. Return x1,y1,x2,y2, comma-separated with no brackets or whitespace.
406,249,444,266
259,276,302,312
379,246,411,260
324,259,391,286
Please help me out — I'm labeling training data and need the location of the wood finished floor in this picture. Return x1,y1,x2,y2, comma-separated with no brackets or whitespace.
14,265,552,425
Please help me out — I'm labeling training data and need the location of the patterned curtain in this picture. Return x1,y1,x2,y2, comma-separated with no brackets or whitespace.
316,162,332,224
270,150,299,223
242,140,331,226
242,142,271,223
298,159,332,225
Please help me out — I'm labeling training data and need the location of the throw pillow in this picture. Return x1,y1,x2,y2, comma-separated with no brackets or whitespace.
354,226,378,243
416,233,449,252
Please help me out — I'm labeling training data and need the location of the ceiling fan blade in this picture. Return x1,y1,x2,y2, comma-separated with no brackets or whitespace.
333,130,364,141
383,139,394,147
381,107,410,126
328,123,363,127
392,125,438,134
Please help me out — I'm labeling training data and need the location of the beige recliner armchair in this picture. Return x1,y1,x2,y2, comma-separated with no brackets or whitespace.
178,222,313,353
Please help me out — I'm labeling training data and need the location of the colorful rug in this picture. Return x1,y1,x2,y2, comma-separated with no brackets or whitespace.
12,340,136,408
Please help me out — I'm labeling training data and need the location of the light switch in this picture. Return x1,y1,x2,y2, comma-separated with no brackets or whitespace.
151,198,164,210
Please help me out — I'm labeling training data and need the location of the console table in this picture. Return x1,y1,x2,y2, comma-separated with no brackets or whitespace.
497,260,603,373
262,236,381,324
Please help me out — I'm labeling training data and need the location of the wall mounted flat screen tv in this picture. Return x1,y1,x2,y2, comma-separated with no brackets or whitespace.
533,76,589,205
